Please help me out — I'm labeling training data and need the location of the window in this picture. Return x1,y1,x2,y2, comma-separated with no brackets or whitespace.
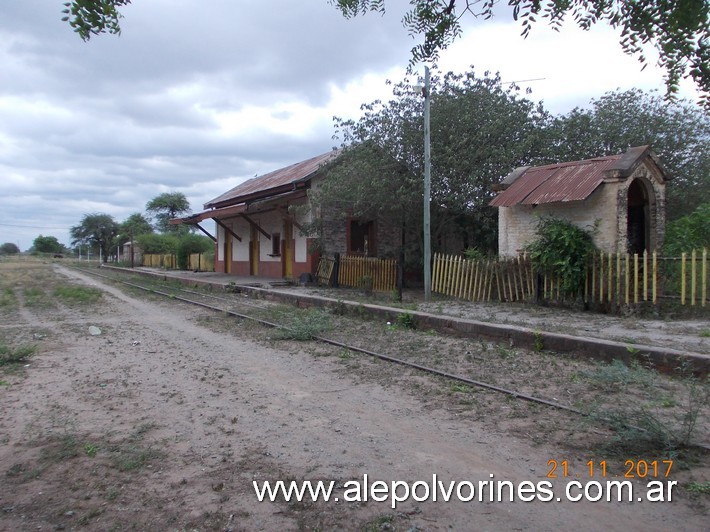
270,232,281,256
349,220,375,256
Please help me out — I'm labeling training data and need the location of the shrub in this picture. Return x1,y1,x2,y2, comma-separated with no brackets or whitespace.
663,202,710,256
525,217,597,298
176,234,213,270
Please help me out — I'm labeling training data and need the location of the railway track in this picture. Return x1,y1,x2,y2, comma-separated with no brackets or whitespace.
72,265,709,451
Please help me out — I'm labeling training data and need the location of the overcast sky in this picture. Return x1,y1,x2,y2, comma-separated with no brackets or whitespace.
0,1,702,251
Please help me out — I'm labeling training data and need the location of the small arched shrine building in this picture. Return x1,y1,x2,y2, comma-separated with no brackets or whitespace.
490,146,668,257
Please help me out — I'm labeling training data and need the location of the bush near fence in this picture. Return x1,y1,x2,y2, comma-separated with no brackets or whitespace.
433,250,709,309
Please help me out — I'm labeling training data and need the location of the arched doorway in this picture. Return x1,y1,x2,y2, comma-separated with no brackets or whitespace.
627,178,651,253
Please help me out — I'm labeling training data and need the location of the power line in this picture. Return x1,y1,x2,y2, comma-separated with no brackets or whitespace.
0,222,71,230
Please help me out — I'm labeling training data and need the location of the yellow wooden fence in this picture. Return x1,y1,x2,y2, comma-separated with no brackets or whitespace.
142,253,176,269
337,255,398,292
188,253,214,272
433,249,709,307
142,253,215,272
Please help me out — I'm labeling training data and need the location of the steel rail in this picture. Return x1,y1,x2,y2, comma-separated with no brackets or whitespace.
78,268,585,414
75,267,710,451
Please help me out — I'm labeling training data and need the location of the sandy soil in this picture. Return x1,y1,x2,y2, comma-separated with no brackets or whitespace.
0,263,707,531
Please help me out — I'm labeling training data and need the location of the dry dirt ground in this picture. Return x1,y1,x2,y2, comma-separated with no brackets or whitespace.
0,260,708,531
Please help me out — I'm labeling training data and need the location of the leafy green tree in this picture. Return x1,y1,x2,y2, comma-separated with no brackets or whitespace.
332,0,710,105
145,192,192,233
32,235,63,254
318,67,549,259
70,213,119,262
663,202,710,255
548,89,710,219
134,233,179,255
0,243,20,255
118,213,153,244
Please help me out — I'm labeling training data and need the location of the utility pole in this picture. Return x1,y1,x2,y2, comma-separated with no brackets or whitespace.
423,65,432,302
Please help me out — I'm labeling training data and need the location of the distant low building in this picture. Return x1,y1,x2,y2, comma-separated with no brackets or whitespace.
121,241,143,265
490,146,668,256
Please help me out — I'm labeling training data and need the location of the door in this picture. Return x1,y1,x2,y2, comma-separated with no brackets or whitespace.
249,225,259,276
282,221,293,279
224,233,232,274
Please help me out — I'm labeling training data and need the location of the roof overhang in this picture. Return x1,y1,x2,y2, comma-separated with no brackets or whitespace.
171,203,247,225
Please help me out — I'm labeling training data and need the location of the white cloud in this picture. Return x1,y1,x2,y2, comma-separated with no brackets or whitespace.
0,1,701,250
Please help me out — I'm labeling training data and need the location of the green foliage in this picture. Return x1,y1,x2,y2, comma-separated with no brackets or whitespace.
119,213,154,243
61,0,130,40
332,1,710,106
686,481,710,495
320,67,549,257
32,235,63,254
271,308,332,341
0,341,37,365
135,233,179,254
583,361,708,454
0,243,20,255
176,234,213,270
463,247,484,261
396,311,416,330
70,213,119,263
550,90,710,218
525,217,597,298
145,192,192,233
663,202,710,255
53,285,103,304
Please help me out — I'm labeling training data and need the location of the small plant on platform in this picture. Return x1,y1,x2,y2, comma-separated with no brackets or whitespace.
396,312,416,330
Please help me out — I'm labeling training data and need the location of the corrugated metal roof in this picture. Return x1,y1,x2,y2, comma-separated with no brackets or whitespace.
490,154,623,207
205,150,340,209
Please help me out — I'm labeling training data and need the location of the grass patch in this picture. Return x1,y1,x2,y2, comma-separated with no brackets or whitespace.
53,284,103,305
0,341,37,366
0,287,17,308
585,369,709,456
582,359,655,393
686,481,710,495
23,287,49,307
269,308,332,341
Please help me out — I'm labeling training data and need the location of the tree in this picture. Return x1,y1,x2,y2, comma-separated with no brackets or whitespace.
0,243,20,255
70,213,119,262
548,89,710,219
663,202,710,255
332,0,710,106
32,235,63,254
61,0,130,40
119,213,153,243
145,192,191,233
316,67,549,260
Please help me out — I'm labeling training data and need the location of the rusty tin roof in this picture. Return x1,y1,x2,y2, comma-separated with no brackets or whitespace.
489,146,655,208
205,150,340,209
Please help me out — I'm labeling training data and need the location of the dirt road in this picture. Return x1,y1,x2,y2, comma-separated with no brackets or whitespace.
0,263,706,530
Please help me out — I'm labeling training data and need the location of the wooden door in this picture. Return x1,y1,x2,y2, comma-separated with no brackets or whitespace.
282,221,293,279
249,225,259,276
224,233,232,274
